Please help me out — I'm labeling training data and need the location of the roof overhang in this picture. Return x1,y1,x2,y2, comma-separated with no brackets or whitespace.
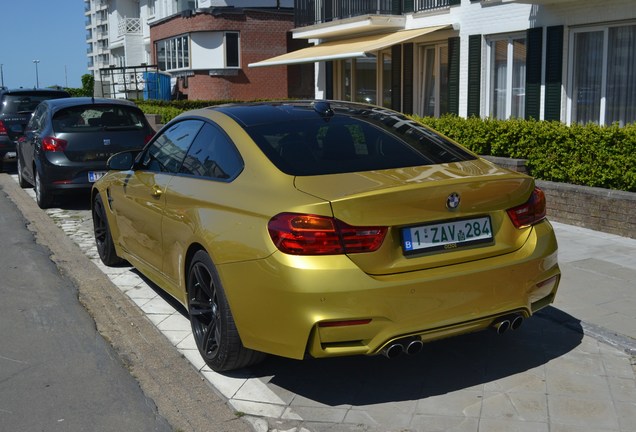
249,25,449,68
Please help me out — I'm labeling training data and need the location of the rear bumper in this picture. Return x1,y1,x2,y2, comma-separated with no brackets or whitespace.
39,156,106,192
218,220,560,360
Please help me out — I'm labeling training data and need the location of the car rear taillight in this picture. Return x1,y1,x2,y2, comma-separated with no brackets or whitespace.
144,133,154,144
268,213,387,255
0,120,7,136
42,136,68,152
507,187,547,228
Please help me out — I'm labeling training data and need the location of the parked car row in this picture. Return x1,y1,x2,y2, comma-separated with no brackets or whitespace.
3,93,561,373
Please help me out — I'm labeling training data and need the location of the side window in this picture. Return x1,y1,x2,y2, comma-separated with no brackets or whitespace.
141,119,203,173
27,105,47,132
179,122,243,180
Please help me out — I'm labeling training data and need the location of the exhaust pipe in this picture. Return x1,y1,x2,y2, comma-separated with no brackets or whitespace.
382,343,404,359
492,314,525,334
511,315,524,330
406,339,423,355
493,319,511,335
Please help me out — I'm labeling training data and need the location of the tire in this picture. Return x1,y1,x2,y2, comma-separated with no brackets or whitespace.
187,250,265,372
34,169,53,209
92,193,124,266
16,155,30,188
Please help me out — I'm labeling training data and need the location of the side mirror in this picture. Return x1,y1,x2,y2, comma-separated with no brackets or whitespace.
107,151,137,170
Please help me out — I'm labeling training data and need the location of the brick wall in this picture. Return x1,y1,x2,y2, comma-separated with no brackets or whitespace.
537,181,636,239
150,10,296,100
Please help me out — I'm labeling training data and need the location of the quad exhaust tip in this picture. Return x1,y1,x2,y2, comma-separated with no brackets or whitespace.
382,314,525,359
382,337,423,359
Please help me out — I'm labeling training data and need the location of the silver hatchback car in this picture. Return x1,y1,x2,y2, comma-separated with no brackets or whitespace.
17,97,155,208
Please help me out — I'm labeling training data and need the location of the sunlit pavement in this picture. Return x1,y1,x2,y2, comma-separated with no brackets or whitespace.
11,175,636,432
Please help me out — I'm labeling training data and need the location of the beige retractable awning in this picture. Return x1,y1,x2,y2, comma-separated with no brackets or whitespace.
248,25,448,68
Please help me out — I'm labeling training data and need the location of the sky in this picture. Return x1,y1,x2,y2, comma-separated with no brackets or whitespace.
0,1,88,89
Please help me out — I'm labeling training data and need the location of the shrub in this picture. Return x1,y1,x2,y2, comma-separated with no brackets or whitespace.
411,114,636,192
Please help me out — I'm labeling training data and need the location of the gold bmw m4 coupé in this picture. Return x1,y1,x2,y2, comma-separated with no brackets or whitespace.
91,101,560,372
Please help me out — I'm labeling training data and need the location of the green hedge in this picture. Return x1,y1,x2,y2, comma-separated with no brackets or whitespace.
411,115,636,192
136,100,636,192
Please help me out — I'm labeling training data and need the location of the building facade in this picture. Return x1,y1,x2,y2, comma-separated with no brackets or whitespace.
252,0,636,126
150,6,313,100
85,0,308,100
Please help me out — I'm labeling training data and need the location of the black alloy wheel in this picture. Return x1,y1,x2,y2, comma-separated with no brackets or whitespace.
92,193,124,266
187,250,265,372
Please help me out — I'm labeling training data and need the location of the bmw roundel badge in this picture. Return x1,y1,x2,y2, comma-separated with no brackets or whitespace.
446,192,460,210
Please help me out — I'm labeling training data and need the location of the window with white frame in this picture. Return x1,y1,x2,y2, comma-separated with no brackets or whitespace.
337,57,378,104
418,43,448,117
569,24,636,126
487,34,526,120
155,35,190,72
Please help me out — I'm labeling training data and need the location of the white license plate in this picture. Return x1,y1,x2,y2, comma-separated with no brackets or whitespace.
88,171,107,182
4,151,17,159
402,216,493,254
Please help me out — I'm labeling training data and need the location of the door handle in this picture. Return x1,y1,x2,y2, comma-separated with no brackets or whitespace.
151,185,163,198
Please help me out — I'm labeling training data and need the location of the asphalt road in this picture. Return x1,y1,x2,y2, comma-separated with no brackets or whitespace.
0,186,172,432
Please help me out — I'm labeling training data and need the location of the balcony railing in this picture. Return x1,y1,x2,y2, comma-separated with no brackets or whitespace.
118,17,141,36
294,0,454,27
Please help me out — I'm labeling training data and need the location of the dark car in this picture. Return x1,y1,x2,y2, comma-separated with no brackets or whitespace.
0,88,71,171
17,97,155,208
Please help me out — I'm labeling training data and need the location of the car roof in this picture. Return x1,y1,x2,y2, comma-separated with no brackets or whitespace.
208,100,379,128
42,97,137,110
0,88,70,96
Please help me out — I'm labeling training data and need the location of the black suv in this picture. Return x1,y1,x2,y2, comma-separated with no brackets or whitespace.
0,88,71,171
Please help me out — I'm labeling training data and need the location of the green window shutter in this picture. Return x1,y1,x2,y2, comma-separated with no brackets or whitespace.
467,34,482,117
392,0,402,15
448,37,460,115
525,27,543,120
402,43,414,114
403,0,414,13
449,0,461,6
545,25,564,121
391,45,402,111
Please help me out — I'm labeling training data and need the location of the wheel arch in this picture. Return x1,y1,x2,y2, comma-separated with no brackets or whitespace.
183,242,208,296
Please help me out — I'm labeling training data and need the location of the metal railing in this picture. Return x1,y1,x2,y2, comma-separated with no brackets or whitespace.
294,0,452,27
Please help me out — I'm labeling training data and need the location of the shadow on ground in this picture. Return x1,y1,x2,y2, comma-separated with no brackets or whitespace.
132,264,583,407
237,307,583,406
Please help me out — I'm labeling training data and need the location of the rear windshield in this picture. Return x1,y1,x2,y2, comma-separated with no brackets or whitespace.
53,105,148,133
1,91,69,114
244,108,476,176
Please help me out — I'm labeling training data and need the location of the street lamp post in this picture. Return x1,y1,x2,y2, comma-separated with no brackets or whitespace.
0,64,4,87
33,60,40,88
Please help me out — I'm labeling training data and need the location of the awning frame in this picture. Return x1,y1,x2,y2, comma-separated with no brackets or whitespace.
248,25,449,68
